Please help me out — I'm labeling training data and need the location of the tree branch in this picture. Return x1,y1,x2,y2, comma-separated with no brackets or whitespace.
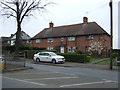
1,13,17,18
1,2,17,13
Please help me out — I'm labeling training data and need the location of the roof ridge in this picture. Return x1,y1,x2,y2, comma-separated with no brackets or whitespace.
32,21,108,39
45,22,95,29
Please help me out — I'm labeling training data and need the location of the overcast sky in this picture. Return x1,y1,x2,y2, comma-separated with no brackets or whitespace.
0,0,119,49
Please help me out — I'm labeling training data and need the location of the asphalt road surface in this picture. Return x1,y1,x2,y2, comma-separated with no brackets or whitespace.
2,62,119,88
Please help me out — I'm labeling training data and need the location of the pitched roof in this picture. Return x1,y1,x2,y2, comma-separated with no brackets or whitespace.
11,31,31,40
0,37,11,42
32,22,109,39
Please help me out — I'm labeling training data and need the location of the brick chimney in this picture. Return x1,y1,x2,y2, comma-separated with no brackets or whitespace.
49,21,54,28
83,17,88,23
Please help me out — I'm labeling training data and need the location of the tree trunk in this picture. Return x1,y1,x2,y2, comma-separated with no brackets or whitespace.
15,23,21,54
15,1,21,54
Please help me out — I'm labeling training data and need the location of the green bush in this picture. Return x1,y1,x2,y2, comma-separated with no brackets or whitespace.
42,50,58,53
32,47,46,50
24,50,41,59
76,50,83,54
112,53,119,58
58,53,90,63
20,46,31,50
3,46,15,53
86,56,91,63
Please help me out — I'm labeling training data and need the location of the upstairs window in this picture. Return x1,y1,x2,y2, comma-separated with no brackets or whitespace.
61,37,64,42
47,38,53,43
36,39,41,43
68,37,75,41
86,35,94,40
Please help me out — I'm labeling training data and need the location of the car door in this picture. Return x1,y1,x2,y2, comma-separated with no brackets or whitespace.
44,53,51,62
38,52,45,61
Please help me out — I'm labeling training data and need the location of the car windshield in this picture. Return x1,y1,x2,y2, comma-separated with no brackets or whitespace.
49,52,57,56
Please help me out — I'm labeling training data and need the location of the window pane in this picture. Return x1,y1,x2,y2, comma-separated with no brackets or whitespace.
68,46,76,52
48,38,53,42
86,35,94,40
47,47,54,50
68,37,75,41
36,39,41,43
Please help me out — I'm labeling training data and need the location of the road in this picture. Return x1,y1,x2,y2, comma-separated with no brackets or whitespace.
2,62,119,88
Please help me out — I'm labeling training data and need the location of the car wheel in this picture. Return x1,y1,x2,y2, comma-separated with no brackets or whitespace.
52,59,56,64
36,58,40,62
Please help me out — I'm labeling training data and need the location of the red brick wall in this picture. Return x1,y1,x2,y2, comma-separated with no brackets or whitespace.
30,34,110,57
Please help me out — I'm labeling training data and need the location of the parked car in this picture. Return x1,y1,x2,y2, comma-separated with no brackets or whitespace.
0,57,4,61
0,57,4,68
34,52,65,64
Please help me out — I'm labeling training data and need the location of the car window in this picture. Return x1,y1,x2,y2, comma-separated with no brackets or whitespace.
0,58,4,61
44,53,50,56
39,53,44,55
50,52,57,56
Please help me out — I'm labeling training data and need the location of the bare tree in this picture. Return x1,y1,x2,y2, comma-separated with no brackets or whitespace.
1,0,53,53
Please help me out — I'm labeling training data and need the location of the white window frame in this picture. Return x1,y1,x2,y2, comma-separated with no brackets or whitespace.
7,41,10,44
11,40,15,46
61,37,64,42
47,47,54,50
86,35,94,40
47,38,53,43
68,37,75,41
68,46,76,52
35,39,41,43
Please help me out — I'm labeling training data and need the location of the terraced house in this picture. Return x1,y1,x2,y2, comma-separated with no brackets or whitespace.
31,17,110,57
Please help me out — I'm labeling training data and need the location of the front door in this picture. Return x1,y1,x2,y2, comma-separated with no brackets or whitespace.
60,47,64,53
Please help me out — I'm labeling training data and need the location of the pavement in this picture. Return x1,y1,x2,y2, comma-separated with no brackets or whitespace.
28,59,119,72
1,58,119,72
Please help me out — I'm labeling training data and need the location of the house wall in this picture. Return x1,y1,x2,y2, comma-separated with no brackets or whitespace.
30,34,110,57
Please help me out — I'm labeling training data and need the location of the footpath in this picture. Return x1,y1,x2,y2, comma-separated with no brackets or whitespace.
2,58,119,72
27,59,119,72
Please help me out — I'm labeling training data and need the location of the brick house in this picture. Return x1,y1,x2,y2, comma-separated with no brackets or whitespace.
0,31,31,47
10,31,31,46
0,37,11,47
30,17,110,57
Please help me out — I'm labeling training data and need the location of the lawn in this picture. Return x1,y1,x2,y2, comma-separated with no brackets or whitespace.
90,57,103,62
90,57,117,66
99,58,117,66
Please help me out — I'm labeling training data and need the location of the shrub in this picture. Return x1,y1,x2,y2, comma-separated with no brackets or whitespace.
112,53,119,58
23,50,41,59
20,46,31,50
32,47,46,50
86,56,91,63
76,50,83,54
3,46,15,53
59,53,90,63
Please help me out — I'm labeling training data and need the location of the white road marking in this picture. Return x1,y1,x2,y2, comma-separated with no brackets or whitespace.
3,76,46,86
55,72,75,76
4,72,57,75
24,76,79,81
59,80,118,87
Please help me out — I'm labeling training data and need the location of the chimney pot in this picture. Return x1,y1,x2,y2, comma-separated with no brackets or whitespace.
49,21,54,28
83,17,88,23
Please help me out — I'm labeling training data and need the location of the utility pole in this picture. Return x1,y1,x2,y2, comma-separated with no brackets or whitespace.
109,0,113,70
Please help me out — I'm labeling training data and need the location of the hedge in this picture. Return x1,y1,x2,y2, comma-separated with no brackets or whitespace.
24,50,41,59
58,53,90,63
